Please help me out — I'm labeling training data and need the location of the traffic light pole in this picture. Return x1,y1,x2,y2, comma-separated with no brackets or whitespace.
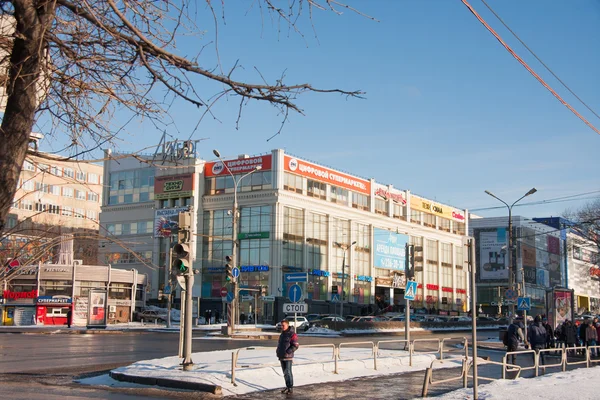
182,273,194,370
405,244,411,346
229,184,239,336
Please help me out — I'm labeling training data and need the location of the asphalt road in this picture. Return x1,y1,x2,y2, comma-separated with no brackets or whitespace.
0,330,502,399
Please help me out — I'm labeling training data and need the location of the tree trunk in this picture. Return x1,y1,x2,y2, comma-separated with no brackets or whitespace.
0,0,55,232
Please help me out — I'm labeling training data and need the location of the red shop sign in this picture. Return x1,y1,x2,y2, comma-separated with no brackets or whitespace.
442,287,453,293
590,267,600,278
3,289,38,300
456,289,466,294
426,284,439,290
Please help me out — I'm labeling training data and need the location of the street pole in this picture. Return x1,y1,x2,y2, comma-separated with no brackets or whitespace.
405,243,411,347
467,237,478,399
166,238,172,329
213,149,261,336
182,273,194,370
485,188,536,325
340,249,346,317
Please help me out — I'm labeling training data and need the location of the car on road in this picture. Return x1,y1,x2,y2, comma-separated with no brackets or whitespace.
446,316,471,323
275,316,309,332
350,316,387,322
135,309,167,322
305,316,345,331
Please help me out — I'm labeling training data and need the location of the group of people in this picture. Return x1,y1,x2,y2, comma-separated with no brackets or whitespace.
505,315,600,363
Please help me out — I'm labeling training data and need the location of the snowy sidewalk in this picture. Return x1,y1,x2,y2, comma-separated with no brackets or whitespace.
106,346,463,396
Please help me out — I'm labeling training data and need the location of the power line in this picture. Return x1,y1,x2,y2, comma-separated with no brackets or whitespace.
479,0,600,122
470,190,600,212
461,0,600,136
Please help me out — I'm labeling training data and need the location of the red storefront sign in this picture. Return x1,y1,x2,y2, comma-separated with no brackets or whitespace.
426,284,439,290
441,286,453,293
456,288,467,294
3,290,37,300
374,187,406,205
205,155,272,177
590,267,600,279
284,155,370,195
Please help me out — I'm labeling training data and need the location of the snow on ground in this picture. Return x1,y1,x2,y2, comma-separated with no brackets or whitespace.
107,346,461,396
301,327,341,337
431,366,600,399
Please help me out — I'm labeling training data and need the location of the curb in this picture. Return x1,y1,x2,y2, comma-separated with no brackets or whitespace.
109,371,222,395
0,329,128,335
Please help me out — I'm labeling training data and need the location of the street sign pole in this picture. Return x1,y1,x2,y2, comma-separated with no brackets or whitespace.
466,237,478,400
166,236,172,329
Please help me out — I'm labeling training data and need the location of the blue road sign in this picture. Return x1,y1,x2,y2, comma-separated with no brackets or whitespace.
331,294,340,303
226,292,234,303
284,273,308,283
517,297,531,311
289,284,302,303
232,267,240,279
163,285,171,295
404,281,417,301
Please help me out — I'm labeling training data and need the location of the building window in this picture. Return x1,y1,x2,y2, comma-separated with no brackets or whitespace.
330,185,348,205
453,221,466,235
375,198,387,215
47,204,60,215
109,283,132,300
108,168,155,205
439,217,451,232
353,223,371,277
39,280,71,297
427,239,438,265
63,187,74,198
62,206,72,217
50,166,61,176
411,210,423,225
392,203,405,220
351,192,369,211
87,173,99,184
284,173,303,193
307,179,326,200
74,208,85,218
64,168,74,178
76,171,86,181
307,212,328,270
441,243,452,267
423,213,435,228
86,210,97,220
21,200,33,211
21,180,34,191
283,207,304,268
35,182,50,193
455,245,464,270
23,160,35,171
240,171,272,192
50,185,60,196
75,190,86,200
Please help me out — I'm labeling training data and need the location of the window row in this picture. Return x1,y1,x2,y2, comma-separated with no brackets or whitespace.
105,221,153,235
18,180,99,202
105,251,152,264
13,201,95,220
204,171,272,195
23,160,101,184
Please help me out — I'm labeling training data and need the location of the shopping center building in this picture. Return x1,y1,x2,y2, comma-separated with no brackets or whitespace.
100,146,471,322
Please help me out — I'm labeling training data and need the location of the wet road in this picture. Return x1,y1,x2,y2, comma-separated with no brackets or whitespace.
0,330,503,399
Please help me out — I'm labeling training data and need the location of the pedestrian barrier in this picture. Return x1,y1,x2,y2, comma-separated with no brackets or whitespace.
440,337,468,360
376,339,411,367
421,357,469,397
412,338,441,358
564,346,589,369
468,357,522,382
338,341,376,370
502,350,537,378
537,347,564,376
588,345,600,365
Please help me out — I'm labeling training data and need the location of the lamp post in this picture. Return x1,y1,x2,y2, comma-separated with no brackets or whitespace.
213,149,262,335
484,188,537,327
334,241,357,317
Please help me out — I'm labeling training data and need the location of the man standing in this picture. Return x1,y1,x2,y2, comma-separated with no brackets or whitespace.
528,315,547,364
505,319,525,365
66,308,72,329
276,319,299,395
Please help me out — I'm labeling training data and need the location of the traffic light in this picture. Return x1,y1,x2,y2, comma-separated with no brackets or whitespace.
225,255,233,281
173,242,191,275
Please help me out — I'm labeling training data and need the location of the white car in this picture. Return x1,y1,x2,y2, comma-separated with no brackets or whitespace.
275,316,308,331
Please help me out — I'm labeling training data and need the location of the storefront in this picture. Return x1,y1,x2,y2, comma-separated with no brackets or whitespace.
36,296,72,326
2,289,37,326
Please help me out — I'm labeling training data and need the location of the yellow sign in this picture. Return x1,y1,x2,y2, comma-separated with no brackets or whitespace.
410,195,465,222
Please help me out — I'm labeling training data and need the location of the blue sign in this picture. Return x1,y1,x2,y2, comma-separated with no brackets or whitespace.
404,281,417,301
285,273,308,283
517,297,531,311
241,265,269,272
309,269,330,277
373,228,409,270
36,296,72,304
226,292,234,303
289,284,302,302
331,294,340,303
164,285,171,295
232,267,240,279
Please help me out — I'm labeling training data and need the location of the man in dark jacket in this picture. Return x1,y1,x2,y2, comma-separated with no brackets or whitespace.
542,318,554,349
528,315,547,363
506,320,525,364
276,320,299,395
563,320,578,348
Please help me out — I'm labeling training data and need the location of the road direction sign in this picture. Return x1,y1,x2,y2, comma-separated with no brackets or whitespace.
404,281,418,301
289,284,302,303
284,273,308,283
517,297,531,311
164,285,171,295
226,292,234,303
241,295,254,302
232,267,240,279
283,303,307,314
261,295,276,302
220,287,228,297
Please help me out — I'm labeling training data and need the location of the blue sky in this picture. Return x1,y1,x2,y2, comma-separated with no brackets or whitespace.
41,0,600,219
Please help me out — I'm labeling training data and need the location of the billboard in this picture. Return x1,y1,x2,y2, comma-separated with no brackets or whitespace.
373,228,408,271
154,174,194,200
478,229,509,280
154,207,190,238
205,155,272,177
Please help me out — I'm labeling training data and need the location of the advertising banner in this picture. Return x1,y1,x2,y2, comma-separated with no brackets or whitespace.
205,155,272,177
373,184,406,205
548,253,561,286
153,174,194,200
373,228,408,271
283,155,370,195
478,229,508,280
87,290,107,327
536,268,550,287
523,266,537,284
521,244,536,268
548,289,573,330
410,195,466,222
154,207,190,238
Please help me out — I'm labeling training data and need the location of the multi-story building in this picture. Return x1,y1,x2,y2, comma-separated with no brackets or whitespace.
469,216,565,317
2,151,103,265
100,145,472,322
534,217,600,314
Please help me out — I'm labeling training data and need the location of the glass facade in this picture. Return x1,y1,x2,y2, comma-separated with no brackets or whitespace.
108,168,154,205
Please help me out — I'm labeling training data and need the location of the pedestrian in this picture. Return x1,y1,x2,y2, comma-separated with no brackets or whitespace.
542,318,554,349
204,310,209,325
240,312,246,325
215,310,220,324
208,310,213,325
505,319,525,365
585,320,598,357
66,308,72,329
563,320,577,348
276,319,299,395
527,315,547,364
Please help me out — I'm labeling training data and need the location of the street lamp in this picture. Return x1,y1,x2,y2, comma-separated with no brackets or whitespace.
213,149,262,335
484,188,537,326
334,241,357,317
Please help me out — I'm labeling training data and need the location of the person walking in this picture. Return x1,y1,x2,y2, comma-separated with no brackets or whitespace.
527,315,547,364
276,319,299,395
66,308,72,329
585,320,598,357
505,319,525,365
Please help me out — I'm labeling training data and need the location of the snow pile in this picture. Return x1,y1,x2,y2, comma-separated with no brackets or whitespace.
433,366,600,399
302,327,341,336
108,346,459,396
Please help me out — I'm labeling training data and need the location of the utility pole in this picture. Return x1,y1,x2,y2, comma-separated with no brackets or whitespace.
465,236,478,400
335,241,356,318
166,238,172,329
405,244,412,345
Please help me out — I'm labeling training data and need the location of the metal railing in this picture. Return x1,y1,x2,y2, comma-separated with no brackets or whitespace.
376,339,411,367
564,346,589,369
502,349,537,377
338,341,376,370
537,347,564,375
411,338,441,357
588,345,600,365
440,337,468,360
421,357,469,397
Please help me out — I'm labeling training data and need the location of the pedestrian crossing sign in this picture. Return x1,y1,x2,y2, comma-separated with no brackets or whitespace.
517,297,531,311
331,294,340,303
404,281,418,301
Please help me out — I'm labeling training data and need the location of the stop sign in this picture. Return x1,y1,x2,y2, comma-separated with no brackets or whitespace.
220,287,228,297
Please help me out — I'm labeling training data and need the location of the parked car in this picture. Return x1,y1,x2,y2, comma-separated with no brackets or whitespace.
306,314,324,322
305,316,345,331
350,316,387,322
275,316,309,332
447,316,471,322
135,309,167,322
